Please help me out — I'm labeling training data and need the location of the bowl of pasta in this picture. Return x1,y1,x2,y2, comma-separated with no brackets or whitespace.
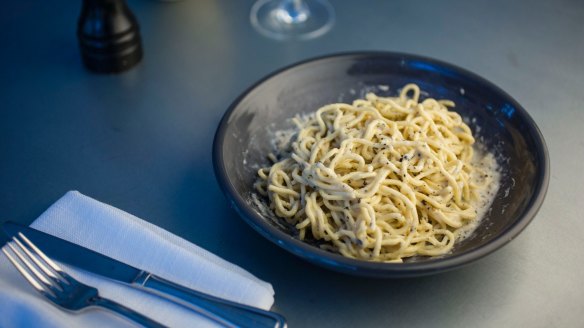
213,52,549,277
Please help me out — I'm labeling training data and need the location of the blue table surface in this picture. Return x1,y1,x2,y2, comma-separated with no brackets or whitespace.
1,0,583,327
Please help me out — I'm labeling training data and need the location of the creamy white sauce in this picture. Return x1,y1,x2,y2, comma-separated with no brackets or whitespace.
458,148,501,240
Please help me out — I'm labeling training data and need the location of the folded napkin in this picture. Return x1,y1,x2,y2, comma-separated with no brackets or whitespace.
0,191,275,328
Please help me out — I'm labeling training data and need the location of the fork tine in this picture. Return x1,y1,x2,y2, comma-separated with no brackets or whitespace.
2,246,46,292
15,233,63,281
18,233,64,273
6,240,53,286
3,233,167,327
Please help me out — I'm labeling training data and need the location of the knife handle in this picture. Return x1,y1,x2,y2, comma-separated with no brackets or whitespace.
135,273,286,328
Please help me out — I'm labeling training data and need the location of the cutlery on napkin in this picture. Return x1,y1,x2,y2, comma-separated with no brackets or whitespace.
0,191,276,328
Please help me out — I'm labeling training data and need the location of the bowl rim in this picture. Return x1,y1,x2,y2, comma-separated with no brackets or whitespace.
212,51,550,277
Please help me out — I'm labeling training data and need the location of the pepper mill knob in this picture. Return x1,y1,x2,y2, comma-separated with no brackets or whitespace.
77,0,143,73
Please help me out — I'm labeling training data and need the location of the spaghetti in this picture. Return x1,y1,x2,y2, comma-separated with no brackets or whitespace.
255,84,499,262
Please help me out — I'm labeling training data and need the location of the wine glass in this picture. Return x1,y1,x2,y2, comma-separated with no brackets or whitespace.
250,0,335,41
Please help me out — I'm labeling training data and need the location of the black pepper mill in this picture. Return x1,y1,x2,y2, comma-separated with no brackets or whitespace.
77,0,143,73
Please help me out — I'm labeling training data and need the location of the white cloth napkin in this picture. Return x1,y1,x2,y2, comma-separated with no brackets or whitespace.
0,191,275,328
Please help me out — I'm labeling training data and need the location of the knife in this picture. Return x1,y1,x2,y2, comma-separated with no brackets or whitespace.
1,221,286,328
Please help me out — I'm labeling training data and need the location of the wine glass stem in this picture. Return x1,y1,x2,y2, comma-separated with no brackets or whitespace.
276,0,310,24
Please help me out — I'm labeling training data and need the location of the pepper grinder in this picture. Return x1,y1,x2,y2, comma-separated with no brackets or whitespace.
77,0,143,73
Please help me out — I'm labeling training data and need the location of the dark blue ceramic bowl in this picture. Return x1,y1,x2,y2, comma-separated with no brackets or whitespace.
213,52,549,278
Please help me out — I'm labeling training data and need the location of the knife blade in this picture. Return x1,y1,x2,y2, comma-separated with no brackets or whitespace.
1,221,286,328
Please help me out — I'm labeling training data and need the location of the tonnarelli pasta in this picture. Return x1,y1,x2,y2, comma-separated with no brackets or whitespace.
255,84,499,262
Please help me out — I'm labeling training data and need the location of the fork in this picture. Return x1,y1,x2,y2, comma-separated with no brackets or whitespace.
2,232,165,328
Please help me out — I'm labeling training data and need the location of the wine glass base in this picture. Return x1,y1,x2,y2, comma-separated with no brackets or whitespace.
250,0,335,41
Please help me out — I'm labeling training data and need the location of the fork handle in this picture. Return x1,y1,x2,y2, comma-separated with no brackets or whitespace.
137,274,286,328
92,297,166,328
